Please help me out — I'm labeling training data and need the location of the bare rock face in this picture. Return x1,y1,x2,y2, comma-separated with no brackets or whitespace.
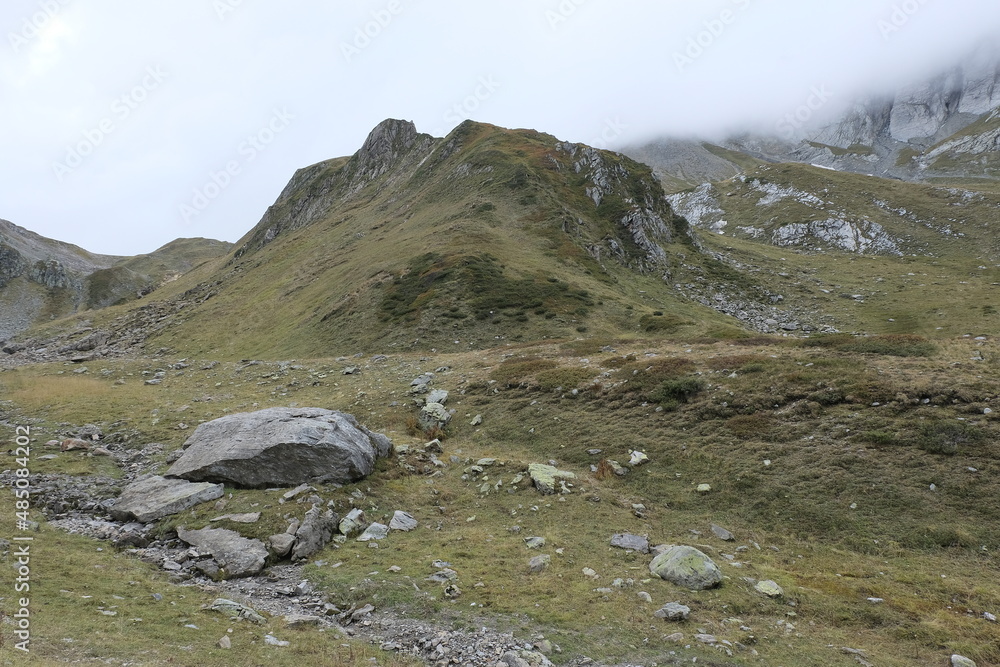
166,407,392,488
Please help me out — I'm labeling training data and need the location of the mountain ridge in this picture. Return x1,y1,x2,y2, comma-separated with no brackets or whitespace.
626,41,1000,189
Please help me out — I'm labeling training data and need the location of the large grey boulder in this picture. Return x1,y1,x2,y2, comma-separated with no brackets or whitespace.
110,475,224,523
649,545,723,590
166,408,392,488
176,527,268,578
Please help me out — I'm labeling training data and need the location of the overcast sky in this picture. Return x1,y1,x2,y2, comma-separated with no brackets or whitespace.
2,0,1000,255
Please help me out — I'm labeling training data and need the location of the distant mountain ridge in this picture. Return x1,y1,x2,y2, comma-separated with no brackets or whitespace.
627,40,1000,189
0,219,231,341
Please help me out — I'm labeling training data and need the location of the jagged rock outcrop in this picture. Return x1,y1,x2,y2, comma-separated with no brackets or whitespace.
628,41,1000,184
233,119,438,258
555,142,683,274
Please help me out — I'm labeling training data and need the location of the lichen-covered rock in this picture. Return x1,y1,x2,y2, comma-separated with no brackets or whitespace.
527,464,576,495
755,579,784,598
649,545,723,590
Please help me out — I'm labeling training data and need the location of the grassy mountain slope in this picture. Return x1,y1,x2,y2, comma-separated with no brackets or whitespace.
668,163,1000,337
2,334,998,665
2,120,999,667
100,120,757,359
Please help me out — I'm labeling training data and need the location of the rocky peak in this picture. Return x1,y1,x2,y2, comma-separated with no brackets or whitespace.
233,119,436,258
354,118,419,178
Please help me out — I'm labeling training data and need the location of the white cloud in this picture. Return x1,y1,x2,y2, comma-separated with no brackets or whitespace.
1,0,999,253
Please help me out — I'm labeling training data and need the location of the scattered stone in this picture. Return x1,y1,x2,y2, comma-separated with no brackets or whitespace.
582,567,599,579
427,568,459,583
637,591,652,603
389,511,418,532
282,483,313,501
76,424,103,441
524,536,546,549
210,512,261,524
470,414,483,426
427,389,449,405
110,476,224,523
710,524,735,541
527,464,576,495
264,634,290,647
755,580,784,598
610,533,650,554
218,636,232,649
951,656,977,667
339,508,367,537
649,545,723,590
654,602,691,621
291,506,340,560
629,450,649,466
208,598,266,624
528,555,551,573
357,522,389,542
284,614,322,628
350,604,375,623
696,484,712,494
61,438,91,452
665,632,685,643
176,527,268,578
166,407,392,488
605,459,629,476
695,634,718,644
418,402,451,429
268,533,296,559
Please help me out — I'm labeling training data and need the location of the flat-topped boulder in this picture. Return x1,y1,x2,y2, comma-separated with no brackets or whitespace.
166,407,392,488
176,526,268,578
110,475,224,523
